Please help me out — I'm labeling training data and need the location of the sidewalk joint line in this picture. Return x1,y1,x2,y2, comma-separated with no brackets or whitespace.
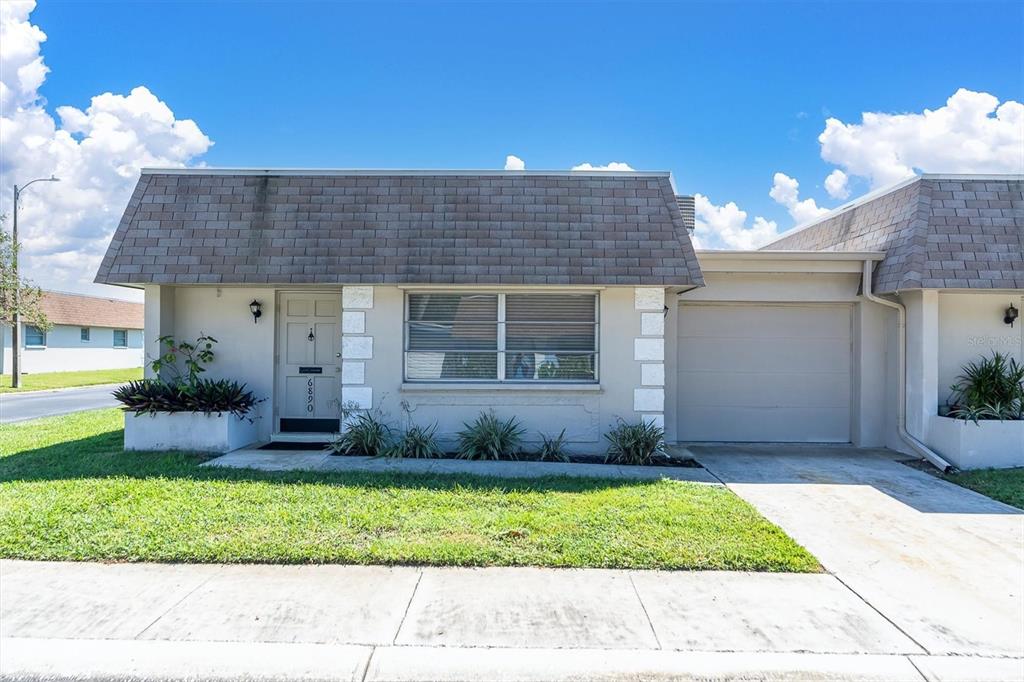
830,572,931,656
360,645,376,682
392,568,423,645
132,564,226,640
628,572,663,650
905,654,930,681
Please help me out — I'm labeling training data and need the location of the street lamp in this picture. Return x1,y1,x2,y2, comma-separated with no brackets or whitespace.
10,176,60,388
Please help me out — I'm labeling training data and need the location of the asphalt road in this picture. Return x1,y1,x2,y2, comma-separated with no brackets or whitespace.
0,384,122,424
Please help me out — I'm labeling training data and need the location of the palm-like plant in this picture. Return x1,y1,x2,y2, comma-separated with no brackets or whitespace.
456,411,525,460
948,352,1024,422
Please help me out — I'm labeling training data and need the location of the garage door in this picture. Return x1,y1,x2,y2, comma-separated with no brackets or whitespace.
677,303,852,443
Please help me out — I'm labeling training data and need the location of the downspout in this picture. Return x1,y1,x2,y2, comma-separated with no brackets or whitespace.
861,259,954,472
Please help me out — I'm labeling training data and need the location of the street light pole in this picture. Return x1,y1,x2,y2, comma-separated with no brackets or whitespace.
10,176,59,388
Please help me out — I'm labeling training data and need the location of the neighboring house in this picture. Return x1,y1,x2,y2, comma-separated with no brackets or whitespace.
94,169,1022,468
0,291,144,375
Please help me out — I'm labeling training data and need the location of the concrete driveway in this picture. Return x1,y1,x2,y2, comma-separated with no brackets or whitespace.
0,383,121,424
690,444,1024,658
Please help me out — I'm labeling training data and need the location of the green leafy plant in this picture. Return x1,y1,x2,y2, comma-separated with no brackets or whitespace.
114,378,261,418
947,352,1024,422
388,423,443,459
604,418,667,465
456,411,525,460
150,333,218,385
535,429,570,462
330,411,393,456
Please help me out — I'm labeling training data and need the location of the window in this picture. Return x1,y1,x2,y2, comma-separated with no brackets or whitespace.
113,329,128,348
80,327,91,342
405,292,598,382
24,326,46,347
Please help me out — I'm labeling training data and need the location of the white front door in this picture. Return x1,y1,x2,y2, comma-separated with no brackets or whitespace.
276,292,342,433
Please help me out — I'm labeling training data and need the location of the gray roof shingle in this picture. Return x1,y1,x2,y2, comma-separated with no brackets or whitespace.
95,170,704,288
763,175,1024,292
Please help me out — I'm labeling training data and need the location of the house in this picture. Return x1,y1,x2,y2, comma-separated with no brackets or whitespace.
94,169,1023,468
1,290,144,375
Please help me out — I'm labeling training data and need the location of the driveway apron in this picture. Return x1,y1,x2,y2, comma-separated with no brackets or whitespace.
691,445,1024,657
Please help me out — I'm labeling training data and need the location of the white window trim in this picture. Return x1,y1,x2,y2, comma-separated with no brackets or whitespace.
24,326,46,348
113,329,129,348
403,290,600,384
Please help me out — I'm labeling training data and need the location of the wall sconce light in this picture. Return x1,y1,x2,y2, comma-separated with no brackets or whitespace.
1005,303,1019,328
249,300,262,324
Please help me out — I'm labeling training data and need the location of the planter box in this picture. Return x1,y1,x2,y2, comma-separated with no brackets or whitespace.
928,416,1024,470
124,411,259,453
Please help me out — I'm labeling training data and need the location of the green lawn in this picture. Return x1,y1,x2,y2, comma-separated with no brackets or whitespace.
0,409,818,571
944,467,1024,509
0,367,142,393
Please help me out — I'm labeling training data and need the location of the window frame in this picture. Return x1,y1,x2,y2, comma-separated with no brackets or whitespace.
112,329,128,348
23,325,46,348
80,327,91,343
403,290,600,384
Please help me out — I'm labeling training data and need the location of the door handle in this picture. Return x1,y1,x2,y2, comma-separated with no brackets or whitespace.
335,353,342,358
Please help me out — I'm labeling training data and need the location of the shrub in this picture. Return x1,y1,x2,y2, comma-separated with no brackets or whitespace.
604,418,666,465
330,411,393,456
535,429,570,462
388,423,443,459
947,352,1024,422
456,411,525,460
114,378,260,418
150,334,217,384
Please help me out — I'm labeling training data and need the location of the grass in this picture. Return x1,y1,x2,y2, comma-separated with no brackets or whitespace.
0,409,819,571
943,467,1024,509
0,367,142,393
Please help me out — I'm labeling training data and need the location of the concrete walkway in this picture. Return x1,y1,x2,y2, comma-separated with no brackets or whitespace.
0,383,121,423
3,559,1020,681
690,444,1024,659
206,448,721,482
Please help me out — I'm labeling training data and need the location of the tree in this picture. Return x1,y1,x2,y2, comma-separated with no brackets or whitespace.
0,217,51,331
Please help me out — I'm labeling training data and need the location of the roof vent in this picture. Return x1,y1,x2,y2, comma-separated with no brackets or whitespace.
676,195,695,233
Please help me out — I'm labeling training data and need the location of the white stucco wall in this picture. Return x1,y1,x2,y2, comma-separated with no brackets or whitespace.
147,285,277,442
937,292,1023,404
1,324,143,375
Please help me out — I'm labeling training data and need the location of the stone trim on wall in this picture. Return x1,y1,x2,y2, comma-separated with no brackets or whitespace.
633,287,666,429
341,286,374,412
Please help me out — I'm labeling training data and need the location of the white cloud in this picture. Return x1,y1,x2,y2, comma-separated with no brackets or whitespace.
768,172,829,225
819,88,1024,188
0,1,212,300
824,169,850,200
571,161,635,171
692,193,780,250
503,154,525,171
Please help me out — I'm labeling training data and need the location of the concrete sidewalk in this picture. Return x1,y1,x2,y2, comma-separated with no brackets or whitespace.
3,560,1021,680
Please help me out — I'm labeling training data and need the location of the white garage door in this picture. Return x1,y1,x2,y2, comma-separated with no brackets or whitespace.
677,303,852,443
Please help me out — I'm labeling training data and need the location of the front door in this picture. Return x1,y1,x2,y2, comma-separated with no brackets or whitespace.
276,292,342,433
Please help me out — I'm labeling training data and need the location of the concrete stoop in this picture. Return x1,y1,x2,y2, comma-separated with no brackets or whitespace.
4,638,1022,682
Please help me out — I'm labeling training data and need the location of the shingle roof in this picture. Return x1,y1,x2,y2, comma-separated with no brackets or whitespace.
763,175,1024,292
95,170,704,288
40,291,144,329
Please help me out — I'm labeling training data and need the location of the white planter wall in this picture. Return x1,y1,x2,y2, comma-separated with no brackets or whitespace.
928,416,1024,470
124,412,259,453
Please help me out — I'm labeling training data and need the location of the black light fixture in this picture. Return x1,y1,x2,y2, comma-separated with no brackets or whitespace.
249,300,262,324
307,327,315,342
1005,303,1019,328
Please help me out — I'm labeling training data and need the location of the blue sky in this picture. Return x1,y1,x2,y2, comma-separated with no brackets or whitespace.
3,0,1023,295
